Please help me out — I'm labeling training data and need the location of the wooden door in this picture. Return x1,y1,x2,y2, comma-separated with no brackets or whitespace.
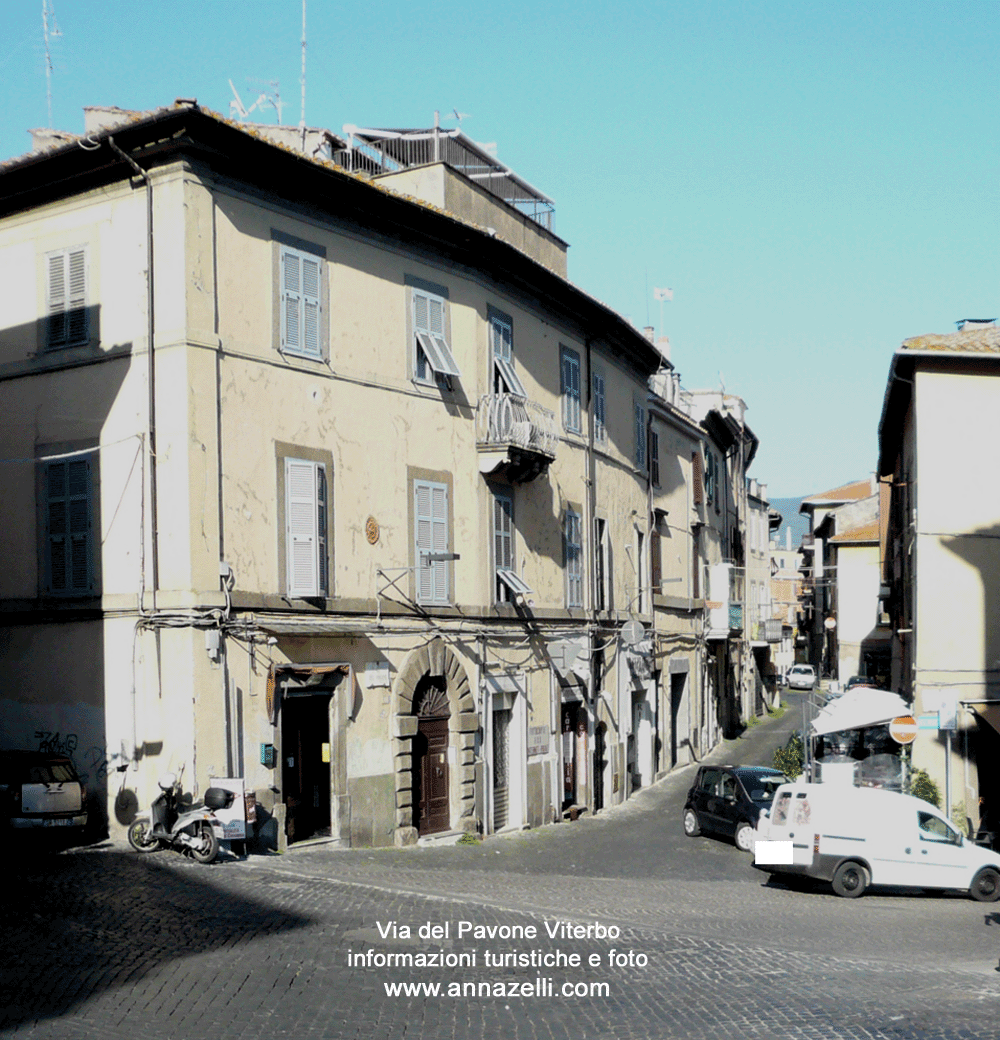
414,716,449,835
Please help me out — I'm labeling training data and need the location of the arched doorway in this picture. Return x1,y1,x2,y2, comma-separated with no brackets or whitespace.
412,676,450,836
393,638,477,845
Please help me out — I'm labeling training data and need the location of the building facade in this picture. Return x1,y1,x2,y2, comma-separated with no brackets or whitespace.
0,102,765,847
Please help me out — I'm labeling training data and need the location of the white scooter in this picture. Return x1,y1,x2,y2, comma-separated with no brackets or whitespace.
127,772,232,864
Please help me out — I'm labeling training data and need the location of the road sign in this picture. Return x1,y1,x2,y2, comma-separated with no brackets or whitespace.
889,715,918,744
917,712,939,731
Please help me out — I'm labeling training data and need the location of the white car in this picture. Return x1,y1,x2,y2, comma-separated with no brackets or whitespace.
785,664,816,690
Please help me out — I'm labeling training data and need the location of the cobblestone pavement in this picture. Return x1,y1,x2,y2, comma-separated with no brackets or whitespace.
3,698,999,1040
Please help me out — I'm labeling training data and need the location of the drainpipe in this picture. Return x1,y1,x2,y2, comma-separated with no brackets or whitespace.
108,136,158,605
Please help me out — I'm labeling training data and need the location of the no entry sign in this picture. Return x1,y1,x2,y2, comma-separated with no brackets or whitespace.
889,715,918,744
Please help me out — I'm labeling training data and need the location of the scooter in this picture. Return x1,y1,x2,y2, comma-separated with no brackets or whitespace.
127,772,233,864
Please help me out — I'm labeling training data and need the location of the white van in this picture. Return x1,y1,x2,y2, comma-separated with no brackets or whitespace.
754,783,1000,900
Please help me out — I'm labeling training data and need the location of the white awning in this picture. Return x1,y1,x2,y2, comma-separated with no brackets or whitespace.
810,688,911,736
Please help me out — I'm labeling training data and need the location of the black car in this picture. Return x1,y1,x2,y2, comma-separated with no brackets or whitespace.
0,751,88,843
683,765,787,852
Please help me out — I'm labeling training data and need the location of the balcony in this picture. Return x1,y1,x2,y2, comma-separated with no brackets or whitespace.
728,603,743,631
751,618,783,643
476,393,558,483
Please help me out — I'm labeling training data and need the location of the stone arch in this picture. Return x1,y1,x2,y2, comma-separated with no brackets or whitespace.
392,638,477,845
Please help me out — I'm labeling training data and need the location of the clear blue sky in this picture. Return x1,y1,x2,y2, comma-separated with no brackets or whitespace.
3,0,997,497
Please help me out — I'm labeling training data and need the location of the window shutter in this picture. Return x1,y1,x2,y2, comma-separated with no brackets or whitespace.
565,511,583,607
593,370,606,441
415,480,449,604
67,249,87,344
561,349,581,431
301,255,320,356
281,249,301,351
47,249,88,349
634,403,646,468
46,457,92,594
286,458,318,596
693,451,704,505
651,529,661,592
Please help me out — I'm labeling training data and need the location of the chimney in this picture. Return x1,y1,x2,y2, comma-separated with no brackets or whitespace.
643,326,655,343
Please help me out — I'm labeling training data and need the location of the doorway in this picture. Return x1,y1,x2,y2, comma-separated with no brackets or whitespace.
670,671,687,769
412,677,450,836
281,693,331,845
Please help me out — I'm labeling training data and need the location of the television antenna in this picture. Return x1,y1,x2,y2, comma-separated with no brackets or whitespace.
229,79,284,124
42,0,62,128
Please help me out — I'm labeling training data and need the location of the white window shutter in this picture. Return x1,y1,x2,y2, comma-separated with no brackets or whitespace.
286,458,318,595
67,249,87,344
415,480,449,603
301,256,320,356
281,249,301,351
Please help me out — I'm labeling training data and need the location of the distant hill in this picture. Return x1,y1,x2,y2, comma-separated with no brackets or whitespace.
768,496,810,550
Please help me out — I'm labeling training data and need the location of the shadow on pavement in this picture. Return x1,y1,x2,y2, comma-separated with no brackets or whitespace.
0,847,313,1032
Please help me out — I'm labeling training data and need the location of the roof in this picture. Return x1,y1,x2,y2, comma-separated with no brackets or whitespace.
0,102,665,376
830,520,879,544
801,478,873,507
900,325,1000,354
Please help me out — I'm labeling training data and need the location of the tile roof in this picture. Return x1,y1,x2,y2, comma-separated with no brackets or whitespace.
802,478,873,504
901,325,1000,354
830,520,879,544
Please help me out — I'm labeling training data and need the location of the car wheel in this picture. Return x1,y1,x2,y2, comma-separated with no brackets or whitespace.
734,821,755,853
682,808,702,837
831,861,869,898
970,867,1000,903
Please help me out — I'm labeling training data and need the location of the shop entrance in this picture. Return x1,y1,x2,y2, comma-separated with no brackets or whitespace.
281,692,331,845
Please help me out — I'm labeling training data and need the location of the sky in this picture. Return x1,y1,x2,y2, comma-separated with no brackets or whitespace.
3,0,997,497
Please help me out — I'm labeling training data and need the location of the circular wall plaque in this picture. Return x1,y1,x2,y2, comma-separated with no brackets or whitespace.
365,516,380,545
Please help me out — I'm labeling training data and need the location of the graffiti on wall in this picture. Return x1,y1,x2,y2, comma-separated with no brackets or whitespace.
34,731,116,784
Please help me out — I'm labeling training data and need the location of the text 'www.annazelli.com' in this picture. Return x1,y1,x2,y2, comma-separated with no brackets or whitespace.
383,978,611,999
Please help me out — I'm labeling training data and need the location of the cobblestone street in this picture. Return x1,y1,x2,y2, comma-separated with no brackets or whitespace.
4,705,999,1040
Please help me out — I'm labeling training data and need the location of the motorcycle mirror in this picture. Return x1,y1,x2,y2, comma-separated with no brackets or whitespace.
158,772,177,790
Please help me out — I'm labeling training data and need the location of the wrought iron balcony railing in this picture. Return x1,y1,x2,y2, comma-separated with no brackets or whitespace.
476,393,558,458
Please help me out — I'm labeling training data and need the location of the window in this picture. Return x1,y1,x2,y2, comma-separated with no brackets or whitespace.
413,288,460,385
414,479,450,605
560,347,581,433
564,509,583,607
592,368,606,442
594,517,608,611
46,247,88,349
44,455,95,595
279,244,322,358
284,458,329,597
490,306,526,397
634,402,646,470
649,428,660,486
493,488,531,602
651,527,661,594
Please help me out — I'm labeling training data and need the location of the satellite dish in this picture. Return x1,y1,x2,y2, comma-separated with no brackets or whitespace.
621,620,645,647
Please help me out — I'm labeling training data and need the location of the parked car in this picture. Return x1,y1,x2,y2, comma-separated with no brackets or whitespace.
844,675,878,691
0,750,88,844
785,664,817,690
683,765,788,852
755,782,1000,900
